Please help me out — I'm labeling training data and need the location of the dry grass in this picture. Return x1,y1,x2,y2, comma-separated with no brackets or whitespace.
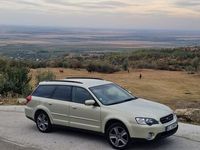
30,68,200,110
0,98,19,105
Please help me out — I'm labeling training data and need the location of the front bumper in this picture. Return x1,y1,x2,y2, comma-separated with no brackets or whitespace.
155,125,178,139
129,118,178,140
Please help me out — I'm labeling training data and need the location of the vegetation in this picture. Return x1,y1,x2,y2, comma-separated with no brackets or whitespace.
0,60,32,97
8,47,199,74
191,57,200,72
35,70,56,85
0,46,199,100
86,63,120,73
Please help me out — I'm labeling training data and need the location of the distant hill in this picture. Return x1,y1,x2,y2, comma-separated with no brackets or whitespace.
0,25,200,60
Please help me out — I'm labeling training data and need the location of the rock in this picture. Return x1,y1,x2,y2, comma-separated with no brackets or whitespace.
175,109,188,117
175,108,200,123
17,98,27,105
185,109,200,123
0,102,3,105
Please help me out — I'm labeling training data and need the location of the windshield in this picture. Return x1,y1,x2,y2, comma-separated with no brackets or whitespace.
89,83,136,105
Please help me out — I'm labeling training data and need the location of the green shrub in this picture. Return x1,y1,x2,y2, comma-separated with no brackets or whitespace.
186,65,195,74
0,66,32,96
192,57,200,72
86,63,120,73
122,58,129,71
36,70,56,85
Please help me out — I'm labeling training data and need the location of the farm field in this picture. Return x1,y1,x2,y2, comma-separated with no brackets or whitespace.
31,68,200,110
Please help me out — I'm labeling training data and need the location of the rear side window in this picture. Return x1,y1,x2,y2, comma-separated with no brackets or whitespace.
32,85,55,98
51,85,72,101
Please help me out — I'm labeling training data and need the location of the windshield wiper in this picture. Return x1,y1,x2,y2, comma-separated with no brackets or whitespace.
108,97,137,105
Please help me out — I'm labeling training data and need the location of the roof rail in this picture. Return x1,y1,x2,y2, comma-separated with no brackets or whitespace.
46,80,83,84
66,77,103,80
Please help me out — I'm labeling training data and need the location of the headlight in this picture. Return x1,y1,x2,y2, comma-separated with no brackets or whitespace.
135,117,159,126
173,113,177,120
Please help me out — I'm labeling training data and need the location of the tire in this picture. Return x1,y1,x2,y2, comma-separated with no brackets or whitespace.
106,123,130,150
35,111,52,133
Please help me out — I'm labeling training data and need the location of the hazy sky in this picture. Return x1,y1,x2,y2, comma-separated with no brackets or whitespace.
0,0,200,30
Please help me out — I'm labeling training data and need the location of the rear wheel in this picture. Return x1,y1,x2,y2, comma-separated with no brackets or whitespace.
106,123,130,150
35,111,52,133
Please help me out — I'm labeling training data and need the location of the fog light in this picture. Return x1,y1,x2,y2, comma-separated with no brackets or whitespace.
147,132,155,140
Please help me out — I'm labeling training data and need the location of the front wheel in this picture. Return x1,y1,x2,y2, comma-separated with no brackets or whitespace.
106,123,130,150
36,112,52,133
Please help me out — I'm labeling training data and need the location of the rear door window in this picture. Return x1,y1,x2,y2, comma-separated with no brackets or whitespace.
32,85,56,98
51,85,72,101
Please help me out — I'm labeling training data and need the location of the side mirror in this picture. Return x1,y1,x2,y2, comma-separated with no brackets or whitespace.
85,100,95,106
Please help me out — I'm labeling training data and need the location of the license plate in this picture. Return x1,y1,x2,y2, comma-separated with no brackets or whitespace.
166,122,178,131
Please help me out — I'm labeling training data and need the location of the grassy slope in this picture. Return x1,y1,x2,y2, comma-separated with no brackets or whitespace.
30,68,200,110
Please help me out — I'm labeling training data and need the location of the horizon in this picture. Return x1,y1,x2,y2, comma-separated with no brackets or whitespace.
0,0,200,30
1,24,200,32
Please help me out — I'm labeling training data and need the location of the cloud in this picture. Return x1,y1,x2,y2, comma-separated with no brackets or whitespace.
0,0,42,9
174,0,200,7
0,0,200,30
42,0,130,9
18,1,41,7
1,0,199,16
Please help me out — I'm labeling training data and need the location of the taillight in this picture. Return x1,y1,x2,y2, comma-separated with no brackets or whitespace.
26,95,32,104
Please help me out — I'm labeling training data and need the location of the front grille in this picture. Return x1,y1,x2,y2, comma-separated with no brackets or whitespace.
160,114,173,124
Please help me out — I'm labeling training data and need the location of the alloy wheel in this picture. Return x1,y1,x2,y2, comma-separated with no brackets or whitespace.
36,113,49,131
109,126,129,148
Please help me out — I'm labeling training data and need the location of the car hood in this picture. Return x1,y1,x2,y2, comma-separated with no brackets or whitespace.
108,98,173,119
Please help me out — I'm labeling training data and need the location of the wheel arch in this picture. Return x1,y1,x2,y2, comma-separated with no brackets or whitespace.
34,106,53,124
104,119,129,134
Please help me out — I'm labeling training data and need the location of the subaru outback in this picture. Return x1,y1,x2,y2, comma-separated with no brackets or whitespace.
25,77,178,149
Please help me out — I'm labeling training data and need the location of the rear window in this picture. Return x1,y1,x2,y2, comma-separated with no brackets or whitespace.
32,85,56,98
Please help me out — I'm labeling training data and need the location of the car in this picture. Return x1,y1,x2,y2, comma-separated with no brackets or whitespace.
25,77,178,149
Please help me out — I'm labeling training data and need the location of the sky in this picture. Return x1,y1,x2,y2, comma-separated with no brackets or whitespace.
0,0,200,30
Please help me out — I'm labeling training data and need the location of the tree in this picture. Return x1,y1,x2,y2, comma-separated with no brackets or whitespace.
122,58,129,71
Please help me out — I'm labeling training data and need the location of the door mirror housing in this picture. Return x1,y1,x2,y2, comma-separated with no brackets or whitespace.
85,100,95,106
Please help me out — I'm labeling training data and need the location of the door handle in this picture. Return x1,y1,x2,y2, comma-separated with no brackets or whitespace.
72,106,77,109
48,103,52,106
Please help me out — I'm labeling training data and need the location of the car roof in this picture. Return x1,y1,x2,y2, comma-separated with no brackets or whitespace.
39,78,112,88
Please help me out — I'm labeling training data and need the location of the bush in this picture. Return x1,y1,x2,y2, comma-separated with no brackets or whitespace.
122,58,129,71
192,57,200,72
186,66,195,74
68,59,83,69
0,66,32,96
36,70,56,85
86,63,120,73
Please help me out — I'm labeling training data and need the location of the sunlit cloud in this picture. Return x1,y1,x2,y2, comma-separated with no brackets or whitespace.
0,0,199,29
1,0,200,15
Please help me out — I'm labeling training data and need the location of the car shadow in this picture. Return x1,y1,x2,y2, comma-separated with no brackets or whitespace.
28,124,175,150
53,126,106,142
130,138,175,150
54,126,175,150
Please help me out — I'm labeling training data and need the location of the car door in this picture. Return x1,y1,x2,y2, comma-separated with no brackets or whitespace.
34,85,72,126
69,86,101,132
46,85,72,126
